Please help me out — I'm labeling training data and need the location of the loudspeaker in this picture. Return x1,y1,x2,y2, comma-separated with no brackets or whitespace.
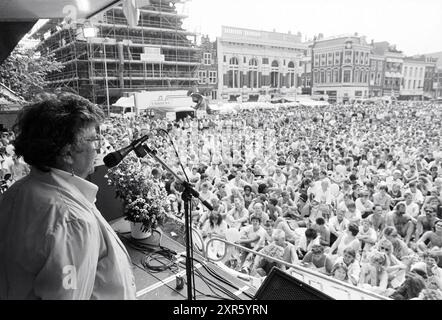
254,267,334,300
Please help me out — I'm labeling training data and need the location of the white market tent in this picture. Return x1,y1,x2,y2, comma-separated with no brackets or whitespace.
296,97,329,107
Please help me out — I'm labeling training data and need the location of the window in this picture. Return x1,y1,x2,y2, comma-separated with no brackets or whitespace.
419,68,423,78
377,61,383,69
203,53,212,65
354,69,359,83
262,57,269,64
335,52,341,65
306,77,311,87
321,54,326,66
413,80,416,89
404,66,408,76
314,71,319,84
343,70,351,83
344,50,352,64
209,71,217,84
249,58,258,88
326,70,331,83
198,70,207,84
314,54,319,67
355,52,359,65
223,55,226,63
228,57,239,88
320,71,325,83
327,53,333,65
288,61,296,88
333,69,339,83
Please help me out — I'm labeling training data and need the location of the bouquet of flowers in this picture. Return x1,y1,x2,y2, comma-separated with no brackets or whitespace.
106,154,168,233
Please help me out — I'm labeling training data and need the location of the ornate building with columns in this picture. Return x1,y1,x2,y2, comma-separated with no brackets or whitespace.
216,26,306,102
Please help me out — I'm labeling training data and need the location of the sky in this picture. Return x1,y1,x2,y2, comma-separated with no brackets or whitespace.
177,0,442,56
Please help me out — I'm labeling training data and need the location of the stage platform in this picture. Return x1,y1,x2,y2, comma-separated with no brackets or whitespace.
117,227,257,301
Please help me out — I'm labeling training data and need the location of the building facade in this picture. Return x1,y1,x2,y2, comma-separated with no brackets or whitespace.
368,54,385,97
298,54,312,95
372,42,404,98
195,35,218,101
216,26,306,102
400,56,427,100
311,35,371,103
435,68,442,99
35,0,200,107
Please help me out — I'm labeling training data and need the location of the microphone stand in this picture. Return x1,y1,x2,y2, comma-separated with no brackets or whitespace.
135,143,213,301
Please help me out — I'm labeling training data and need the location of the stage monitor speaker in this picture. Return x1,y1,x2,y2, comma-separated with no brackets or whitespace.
254,267,334,300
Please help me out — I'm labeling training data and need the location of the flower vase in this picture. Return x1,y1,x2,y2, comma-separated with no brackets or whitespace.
130,222,152,240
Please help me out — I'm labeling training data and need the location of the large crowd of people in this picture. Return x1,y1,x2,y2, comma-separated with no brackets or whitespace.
2,99,442,300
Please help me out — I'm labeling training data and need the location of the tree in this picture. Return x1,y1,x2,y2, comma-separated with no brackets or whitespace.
0,45,64,101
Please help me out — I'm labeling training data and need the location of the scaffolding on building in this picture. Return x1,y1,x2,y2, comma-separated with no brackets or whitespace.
33,0,200,107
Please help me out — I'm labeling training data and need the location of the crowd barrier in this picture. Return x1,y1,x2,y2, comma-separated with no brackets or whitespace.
191,228,389,300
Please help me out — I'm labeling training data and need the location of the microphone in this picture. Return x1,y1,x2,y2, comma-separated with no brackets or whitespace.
103,134,150,168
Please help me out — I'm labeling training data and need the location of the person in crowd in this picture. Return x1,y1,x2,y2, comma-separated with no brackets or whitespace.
251,229,298,276
380,227,412,261
330,262,350,283
226,197,249,230
301,244,334,274
359,250,389,294
385,202,415,244
331,248,361,286
54,98,442,299
296,227,321,260
329,222,361,259
416,206,439,240
0,92,136,299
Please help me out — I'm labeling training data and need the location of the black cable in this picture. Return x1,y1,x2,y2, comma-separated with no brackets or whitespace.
132,261,187,300
177,257,241,300
188,256,255,300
